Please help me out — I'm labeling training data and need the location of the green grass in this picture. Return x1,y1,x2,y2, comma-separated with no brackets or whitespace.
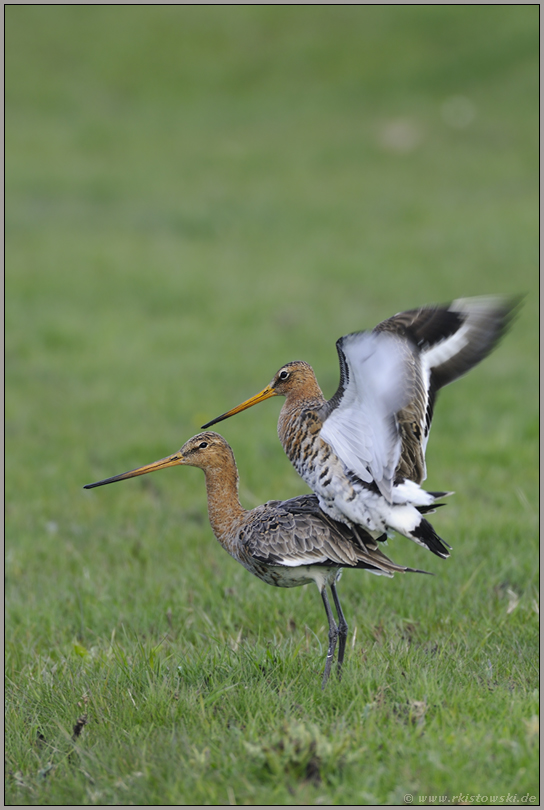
5,5,538,805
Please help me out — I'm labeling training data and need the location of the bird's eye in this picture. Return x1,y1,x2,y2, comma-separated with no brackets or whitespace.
199,441,208,449
279,370,290,380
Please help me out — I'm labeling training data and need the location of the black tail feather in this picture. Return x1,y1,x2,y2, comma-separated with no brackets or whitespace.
416,503,447,515
413,518,451,559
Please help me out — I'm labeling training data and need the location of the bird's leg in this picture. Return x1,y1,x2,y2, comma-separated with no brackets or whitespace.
330,582,348,680
320,588,339,689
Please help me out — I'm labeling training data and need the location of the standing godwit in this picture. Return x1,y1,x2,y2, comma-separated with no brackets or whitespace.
84,431,425,687
202,296,520,558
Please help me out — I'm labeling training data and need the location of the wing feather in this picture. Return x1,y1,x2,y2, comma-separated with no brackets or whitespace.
245,495,409,573
320,331,416,502
374,294,521,482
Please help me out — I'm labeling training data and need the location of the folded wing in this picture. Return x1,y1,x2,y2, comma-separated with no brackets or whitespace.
245,494,414,574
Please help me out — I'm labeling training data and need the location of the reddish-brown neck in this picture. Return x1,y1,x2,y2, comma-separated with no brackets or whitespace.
202,464,245,553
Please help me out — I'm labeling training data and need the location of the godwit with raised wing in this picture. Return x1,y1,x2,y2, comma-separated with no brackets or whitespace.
84,431,425,687
202,296,520,559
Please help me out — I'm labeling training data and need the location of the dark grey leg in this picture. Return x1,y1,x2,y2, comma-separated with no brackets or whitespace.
320,588,339,689
330,582,348,679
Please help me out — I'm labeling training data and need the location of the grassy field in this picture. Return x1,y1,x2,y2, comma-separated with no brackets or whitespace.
5,6,539,805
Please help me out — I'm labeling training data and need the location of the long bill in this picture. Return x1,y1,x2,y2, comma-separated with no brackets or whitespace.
84,451,183,489
201,384,278,429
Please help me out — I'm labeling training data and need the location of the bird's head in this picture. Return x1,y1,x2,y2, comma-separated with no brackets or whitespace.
84,431,234,489
201,360,319,429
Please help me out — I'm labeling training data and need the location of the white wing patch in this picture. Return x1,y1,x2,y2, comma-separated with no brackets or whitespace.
320,331,414,503
422,318,471,370
275,553,330,567
423,296,508,374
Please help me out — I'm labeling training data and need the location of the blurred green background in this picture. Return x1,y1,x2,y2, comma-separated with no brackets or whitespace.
6,4,538,493
5,6,538,805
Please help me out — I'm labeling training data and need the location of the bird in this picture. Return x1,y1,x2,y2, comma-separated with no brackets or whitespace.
84,431,425,688
202,295,520,559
